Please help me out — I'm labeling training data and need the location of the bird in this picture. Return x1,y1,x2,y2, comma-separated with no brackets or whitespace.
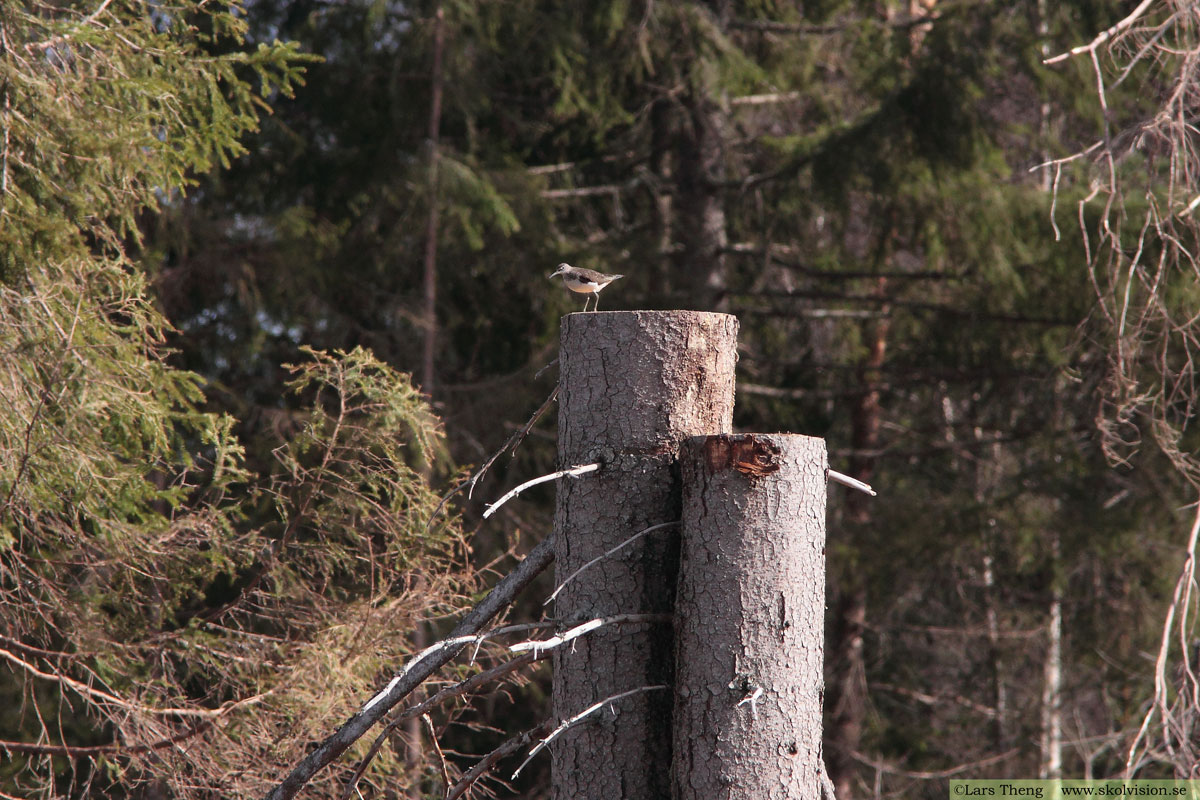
548,263,624,312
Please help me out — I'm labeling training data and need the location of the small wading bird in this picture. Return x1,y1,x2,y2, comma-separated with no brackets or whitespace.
548,263,624,312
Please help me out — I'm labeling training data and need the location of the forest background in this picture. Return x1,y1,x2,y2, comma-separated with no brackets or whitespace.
2,0,1199,798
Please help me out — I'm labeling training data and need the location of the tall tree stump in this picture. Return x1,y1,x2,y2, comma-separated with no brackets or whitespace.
552,310,738,800
674,433,827,800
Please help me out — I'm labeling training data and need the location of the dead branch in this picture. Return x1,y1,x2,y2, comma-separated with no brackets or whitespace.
263,534,555,800
469,383,560,500
729,92,802,106
340,650,544,800
341,613,668,798
827,469,877,497
1043,0,1156,64
510,685,670,779
482,462,599,519
544,521,680,605
444,720,554,800
849,747,1019,779
424,714,451,796
0,645,269,719
1125,499,1200,773
0,723,211,757
426,383,559,529
729,13,944,35
509,613,671,655
540,186,620,199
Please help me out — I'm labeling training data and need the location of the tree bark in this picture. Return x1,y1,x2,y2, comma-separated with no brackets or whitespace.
826,278,890,800
674,434,827,800
678,90,729,311
1039,532,1063,779
420,5,444,398
552,310,738,800
413,7,445,771
650,97,675,300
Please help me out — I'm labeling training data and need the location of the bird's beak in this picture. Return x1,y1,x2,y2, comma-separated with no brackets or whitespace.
548,267,563,279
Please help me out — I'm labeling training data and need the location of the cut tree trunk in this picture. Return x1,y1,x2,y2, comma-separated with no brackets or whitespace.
674,434,827,800
552,310,738,800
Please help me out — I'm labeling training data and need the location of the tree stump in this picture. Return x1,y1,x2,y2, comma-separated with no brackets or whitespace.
674,433,827,800
552,310,738,800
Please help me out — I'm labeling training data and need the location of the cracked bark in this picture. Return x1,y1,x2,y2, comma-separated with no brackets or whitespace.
674,434,827,800
552,310,738,800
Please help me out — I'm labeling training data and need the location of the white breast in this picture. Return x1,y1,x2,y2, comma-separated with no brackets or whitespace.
564,275,600,294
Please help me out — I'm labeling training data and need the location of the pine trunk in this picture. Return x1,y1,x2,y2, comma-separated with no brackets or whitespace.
677,91,729,311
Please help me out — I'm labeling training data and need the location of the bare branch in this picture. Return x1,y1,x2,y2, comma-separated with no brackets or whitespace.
1043,0,1156,65
545,521,680,605
263,535,555,800
730,92,801,106
541,185,620,199
729,13,944,35
0,723,210,757
850,747,1020,779
510,685,670,779
0,645,269,719
872,682,999,719
1125,498,1200,774
341,614,666,799
445,721,553,800
509,613,671,654
425,382,558,529
528,162,576,175
827,469,877,497
471,383,559,498
340,650,545,800
482,462,600,519
424,714,451,795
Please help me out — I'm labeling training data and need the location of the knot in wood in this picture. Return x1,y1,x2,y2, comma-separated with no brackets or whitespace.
701,434,782,478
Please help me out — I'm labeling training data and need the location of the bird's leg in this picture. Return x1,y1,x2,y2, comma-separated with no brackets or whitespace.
593,294,601,311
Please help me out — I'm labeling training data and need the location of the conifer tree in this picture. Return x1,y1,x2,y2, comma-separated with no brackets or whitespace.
128,0,1195,796
0,3,472,798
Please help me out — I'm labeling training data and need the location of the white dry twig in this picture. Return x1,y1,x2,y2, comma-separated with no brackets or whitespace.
511,685,669,779
509,613,670,657
482,462,600,519
827,468,877,497
544,521,680,605
736,686,765,721
510,619,603,655
1043,0,1156,65
360,621,554,714
1124,498,1200,774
